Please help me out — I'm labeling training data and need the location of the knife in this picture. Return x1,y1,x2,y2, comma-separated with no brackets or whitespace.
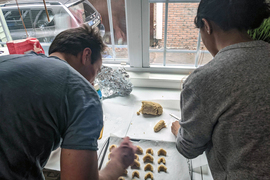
169,114,181,121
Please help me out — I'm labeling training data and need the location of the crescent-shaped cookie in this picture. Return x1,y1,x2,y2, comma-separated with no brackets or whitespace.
154,120,166,132
131,159,140,169
158,157,166,164
143,154,154,163
134,154,139,161
109,144,117,152
157,148,167,156
144,163,154,172
158,164,167,173
136,146,143,154
132,171,140,178
145,148,154,155
144,172,154,180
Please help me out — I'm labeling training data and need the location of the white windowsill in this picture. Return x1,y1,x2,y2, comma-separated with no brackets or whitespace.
103,64,192,89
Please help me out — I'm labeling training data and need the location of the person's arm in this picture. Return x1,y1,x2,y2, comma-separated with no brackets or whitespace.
172,86,214,159
61,137,136,180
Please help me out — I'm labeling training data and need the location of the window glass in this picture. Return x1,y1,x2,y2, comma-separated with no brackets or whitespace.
36,10,55,28
89,0,128,60
198,42,213,66
3,10,32,30
149,2,212,67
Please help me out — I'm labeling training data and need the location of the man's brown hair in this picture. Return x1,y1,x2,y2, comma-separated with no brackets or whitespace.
49,25,106,64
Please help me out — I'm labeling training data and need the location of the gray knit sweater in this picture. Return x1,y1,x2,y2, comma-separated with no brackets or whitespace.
176,41,270,180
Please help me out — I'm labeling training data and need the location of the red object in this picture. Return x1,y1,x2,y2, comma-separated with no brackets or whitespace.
6,37,45,54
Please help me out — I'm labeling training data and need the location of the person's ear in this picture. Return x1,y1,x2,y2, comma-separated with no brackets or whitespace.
81,48,92,65
202,18,212,35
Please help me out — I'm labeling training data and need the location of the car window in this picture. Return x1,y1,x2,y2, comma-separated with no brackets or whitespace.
68,2,96,24
31,10,41,24
35,10,55,28
83,2,95,18
3,10,33,30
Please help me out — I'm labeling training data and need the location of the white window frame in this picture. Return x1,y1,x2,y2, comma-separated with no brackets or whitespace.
123,0,212,74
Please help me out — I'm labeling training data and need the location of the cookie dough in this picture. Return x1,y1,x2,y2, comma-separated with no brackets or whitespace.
158,157,166,164
109,144,117,152
143,154,154,163
131,159,140,169
144,172,154,180
157,148,167,156
132,171,140,178
118,177,125,180
154,120,166,132
158,164,167,173
134,154,139,161
146,148,154,155
138,101,163,116
136,146,143,154
144,163,154,172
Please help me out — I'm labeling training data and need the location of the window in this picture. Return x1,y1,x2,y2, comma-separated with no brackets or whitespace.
1,0,212,74
3,10,33,30
125,0,212,73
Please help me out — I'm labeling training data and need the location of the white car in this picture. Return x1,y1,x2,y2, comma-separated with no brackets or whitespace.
1,0,105,42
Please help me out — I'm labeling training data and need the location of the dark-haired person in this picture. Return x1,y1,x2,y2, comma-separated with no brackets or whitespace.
171,0,270,179
0,25,136,180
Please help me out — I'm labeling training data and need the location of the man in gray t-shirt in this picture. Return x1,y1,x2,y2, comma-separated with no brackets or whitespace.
0,26,136,180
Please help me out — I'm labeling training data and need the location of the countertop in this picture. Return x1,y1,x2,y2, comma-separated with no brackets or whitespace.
44,87,213,180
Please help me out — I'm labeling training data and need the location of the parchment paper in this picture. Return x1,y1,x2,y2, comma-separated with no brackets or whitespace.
126,101,181,142
100,136,191,180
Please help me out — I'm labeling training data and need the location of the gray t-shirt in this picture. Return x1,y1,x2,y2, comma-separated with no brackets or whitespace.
176,41,270,180
0,52,103,180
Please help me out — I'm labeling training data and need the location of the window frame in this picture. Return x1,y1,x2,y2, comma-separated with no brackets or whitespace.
124,0,211,74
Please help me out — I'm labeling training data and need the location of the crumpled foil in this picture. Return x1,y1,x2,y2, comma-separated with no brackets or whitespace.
94,66,133,99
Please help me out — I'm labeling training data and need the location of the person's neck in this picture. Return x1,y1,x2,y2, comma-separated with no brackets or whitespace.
214,29,254,52
49,52,67,61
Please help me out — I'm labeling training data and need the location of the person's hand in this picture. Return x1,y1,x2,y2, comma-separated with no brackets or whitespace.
110,137,137,169
171,121,181,137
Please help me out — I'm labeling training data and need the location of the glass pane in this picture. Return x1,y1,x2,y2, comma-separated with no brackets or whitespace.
102,47,113,58
197,52,213,66
149,2,200,66
150,52,164,65
166,3,199,65
115,47,128,58
150,3,165,50
4,10,26,30
166,52,196,66
89,0,128,60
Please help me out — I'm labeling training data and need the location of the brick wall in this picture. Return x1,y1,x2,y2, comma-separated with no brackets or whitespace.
153,3,206,50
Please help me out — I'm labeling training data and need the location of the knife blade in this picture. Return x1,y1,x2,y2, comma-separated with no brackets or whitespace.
169,113,181,121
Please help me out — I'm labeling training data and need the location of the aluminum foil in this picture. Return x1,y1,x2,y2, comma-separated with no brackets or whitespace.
95,66,133,99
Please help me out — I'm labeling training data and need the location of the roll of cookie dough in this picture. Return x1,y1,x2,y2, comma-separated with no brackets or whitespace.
138,101,163,116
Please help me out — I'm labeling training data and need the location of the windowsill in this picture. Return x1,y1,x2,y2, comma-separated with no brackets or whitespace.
128,72,188,89
103,64,192,89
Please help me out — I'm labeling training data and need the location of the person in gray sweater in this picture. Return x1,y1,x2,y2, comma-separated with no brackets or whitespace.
171,0,270,179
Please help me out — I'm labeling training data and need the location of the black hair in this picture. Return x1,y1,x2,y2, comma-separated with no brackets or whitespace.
194,0,270,31
49,25,106,64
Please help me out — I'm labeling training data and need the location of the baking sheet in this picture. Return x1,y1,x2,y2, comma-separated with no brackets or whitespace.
100,136,191,180
126,100,181,142
98,102,135,154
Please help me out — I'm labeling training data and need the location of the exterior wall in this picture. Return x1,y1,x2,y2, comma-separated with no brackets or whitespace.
152,3,206,50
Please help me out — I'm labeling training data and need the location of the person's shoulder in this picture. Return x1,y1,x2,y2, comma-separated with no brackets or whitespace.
184,59,220,89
